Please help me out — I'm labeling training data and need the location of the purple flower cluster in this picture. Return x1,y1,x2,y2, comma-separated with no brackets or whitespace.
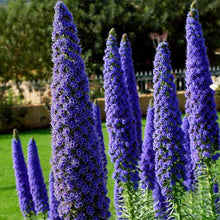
140,103,168,218
119,34,142,159
185,2,220,168
103,28,139,190
48,171,62,220
140,102,155,190
182,116,196,191
153,42,186,197
213,181,220,213
27,138,49,214
153,182,169,219
93,103,108,184
51,1,110,219
12,129,35,217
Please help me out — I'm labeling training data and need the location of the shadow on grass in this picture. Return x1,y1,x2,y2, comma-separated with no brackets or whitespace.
0,185,16,190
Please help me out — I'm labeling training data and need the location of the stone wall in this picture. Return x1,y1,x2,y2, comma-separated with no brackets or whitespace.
96,91,220,121
0,91,219,133
0,105,50,133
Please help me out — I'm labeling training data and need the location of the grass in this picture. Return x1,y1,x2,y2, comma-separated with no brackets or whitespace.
0,113,219,219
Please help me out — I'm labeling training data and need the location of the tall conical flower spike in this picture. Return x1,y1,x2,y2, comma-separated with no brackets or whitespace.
153,42,186,197
51,1,110,218
27,138,49,215
140,102,169,219
103,28,139,189
48,171,62,220
140,101,155,190
119,33,142,159
185,2,220,217
103,28,139,219
153,42,186,218
185,0,220,170
182,116,196,191
12,129,35,217
93,103,108,184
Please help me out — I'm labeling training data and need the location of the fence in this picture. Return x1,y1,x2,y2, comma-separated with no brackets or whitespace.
136,66,220,94
0,66,220,104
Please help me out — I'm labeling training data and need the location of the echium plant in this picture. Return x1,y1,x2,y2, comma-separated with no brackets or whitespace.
27,138,49,218
153,42,186,219
103,28,139,219
12,129,35,218
140,102,155,190
119,34,142,159
185,1,220,217
140,102,168,219
48,171,62,220
93,103,108,184
182,116,196,191
51,1,110,219
185,0,220,170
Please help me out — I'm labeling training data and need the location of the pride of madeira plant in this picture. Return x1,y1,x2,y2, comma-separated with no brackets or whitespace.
103,28,139,219
48,171,62,220
185,1,220,218
153,42,186,219
119,34,142,159
51,1,110,219
92,103,108,184
12,129,35,218
27,138,49,218
140,102,168,219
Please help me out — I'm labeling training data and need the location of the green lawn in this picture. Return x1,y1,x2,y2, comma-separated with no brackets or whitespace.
0,113,219,219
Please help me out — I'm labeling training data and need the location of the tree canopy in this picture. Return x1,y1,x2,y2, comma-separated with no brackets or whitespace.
0,0,219,81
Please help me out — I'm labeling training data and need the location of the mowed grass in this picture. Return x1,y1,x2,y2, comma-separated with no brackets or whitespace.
0,113,219,219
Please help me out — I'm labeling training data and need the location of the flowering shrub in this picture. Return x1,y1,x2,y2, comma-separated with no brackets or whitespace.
185,1,220,169
50,1,110,219
103,28,139,219
93,103,108,183
140,102,155,190
103,28,139,188
27,138,49,215
48,171,62,220
185,1,220,217
119,34,142,159
153,42,186,197
182,116,196,191
140,102,168,218
12,129,35,217
153,41,187,218
11,1,220,219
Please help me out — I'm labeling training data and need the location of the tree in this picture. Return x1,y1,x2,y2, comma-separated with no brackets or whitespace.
0,0,54,81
